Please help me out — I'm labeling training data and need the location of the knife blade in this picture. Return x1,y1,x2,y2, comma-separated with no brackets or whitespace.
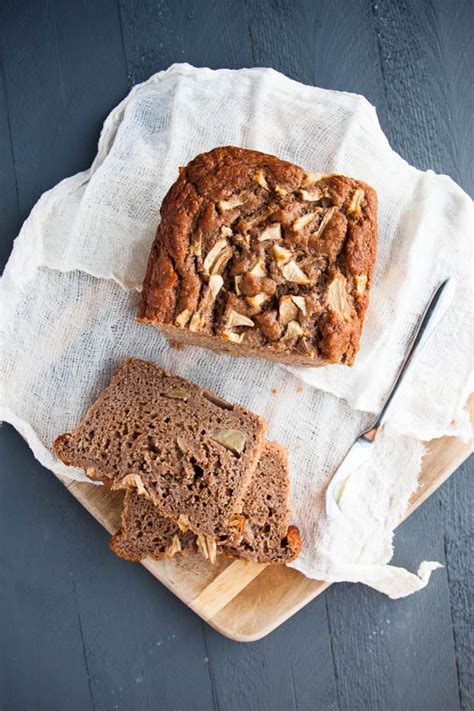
325,277,456,519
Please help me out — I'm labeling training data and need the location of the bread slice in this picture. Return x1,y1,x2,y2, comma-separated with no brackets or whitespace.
110,443,301,565
138,146,378,367
54,359,266,542
223,442,301,563
110,492,197,562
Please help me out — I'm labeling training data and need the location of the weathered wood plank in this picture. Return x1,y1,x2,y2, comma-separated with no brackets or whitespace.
0,0,130,221
325,493,463,711
370,0,473,189
0,425,94,711
439,458,474,711
0,55,20,272
118,0,254,82
203,594,339,711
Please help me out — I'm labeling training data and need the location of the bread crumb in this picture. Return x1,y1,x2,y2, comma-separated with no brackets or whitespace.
296,386,304,393
271,388,278,395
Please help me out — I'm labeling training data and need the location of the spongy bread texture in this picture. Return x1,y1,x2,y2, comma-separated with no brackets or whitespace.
110,492,197,561
110,443,301,564
54,358,266,542
223,442,301,563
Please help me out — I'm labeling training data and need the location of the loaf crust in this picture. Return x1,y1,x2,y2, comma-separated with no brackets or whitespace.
138,146,378,366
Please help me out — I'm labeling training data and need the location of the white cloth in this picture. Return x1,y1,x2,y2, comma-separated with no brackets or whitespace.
1,64,472,598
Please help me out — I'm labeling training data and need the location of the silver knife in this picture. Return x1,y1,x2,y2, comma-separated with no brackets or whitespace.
325,277,456,519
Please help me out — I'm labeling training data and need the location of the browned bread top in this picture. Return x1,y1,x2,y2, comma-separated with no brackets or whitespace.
54,358,266,541
138,146,377,366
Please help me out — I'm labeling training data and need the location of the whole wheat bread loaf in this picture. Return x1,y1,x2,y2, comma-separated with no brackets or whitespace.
54,359,266,543
110,443,301,564
138,146,378,367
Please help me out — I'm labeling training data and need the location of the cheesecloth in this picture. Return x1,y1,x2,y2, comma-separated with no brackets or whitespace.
1,64,472,597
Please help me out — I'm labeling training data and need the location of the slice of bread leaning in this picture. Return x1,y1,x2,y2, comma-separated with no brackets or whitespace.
222,442,300,563
110,443,301,565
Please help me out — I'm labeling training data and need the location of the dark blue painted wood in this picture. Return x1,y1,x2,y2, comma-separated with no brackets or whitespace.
0,0,130,228
0,1,472,709
0,42,20,271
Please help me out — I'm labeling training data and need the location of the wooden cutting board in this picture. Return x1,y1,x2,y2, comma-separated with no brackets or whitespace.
57,398,473,642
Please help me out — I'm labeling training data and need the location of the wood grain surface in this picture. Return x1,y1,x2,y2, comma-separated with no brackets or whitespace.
0,1,472,709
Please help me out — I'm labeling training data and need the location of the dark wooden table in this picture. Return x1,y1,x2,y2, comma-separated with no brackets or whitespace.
1,2,472,709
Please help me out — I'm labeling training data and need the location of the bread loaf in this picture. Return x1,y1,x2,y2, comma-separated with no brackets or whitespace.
138,146,378,366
